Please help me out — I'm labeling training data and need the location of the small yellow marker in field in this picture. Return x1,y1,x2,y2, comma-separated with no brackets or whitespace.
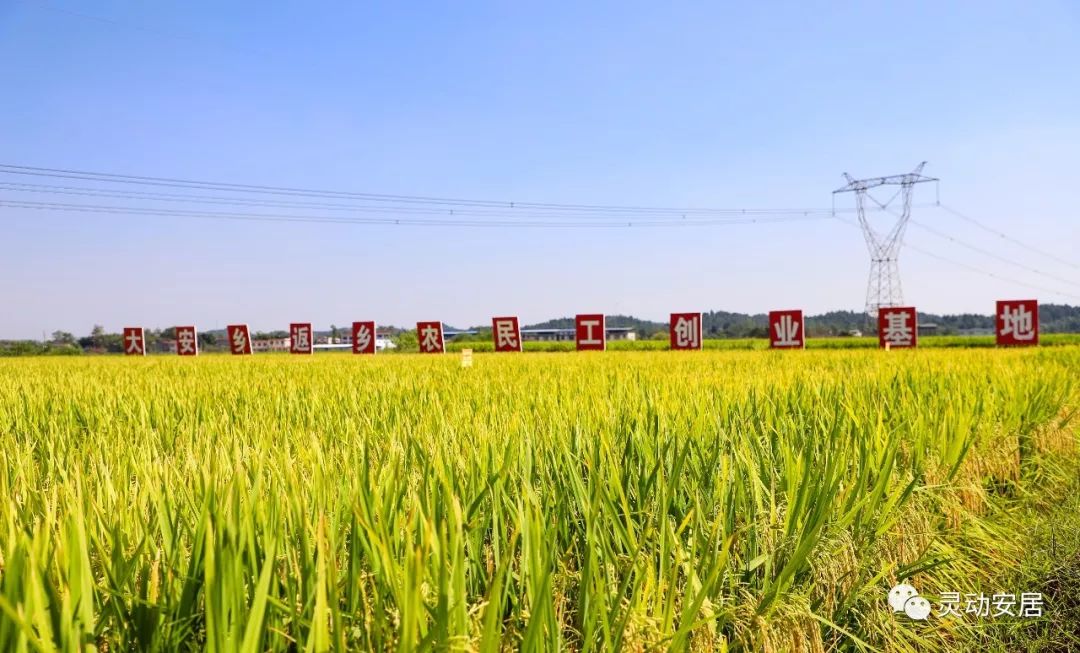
461,348,473,368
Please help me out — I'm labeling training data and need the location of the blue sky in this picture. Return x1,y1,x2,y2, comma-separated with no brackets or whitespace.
1,1,1078,339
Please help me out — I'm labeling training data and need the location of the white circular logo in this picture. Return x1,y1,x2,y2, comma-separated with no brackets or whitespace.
888,583,918,613
904,595,932,620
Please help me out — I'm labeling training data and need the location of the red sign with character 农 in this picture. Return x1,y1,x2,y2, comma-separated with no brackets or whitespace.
175,326,198,356
352,321,377,354
996,299,1038,346
669,312,702,350
417,321,444,353
575,314,606,351
492,316,522,352
227,324,252,355
878,307,917,349
769,310,805,349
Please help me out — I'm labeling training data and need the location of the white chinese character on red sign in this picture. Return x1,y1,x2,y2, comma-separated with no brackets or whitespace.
290,322,313,354
227,324,252,355
417,321,444,353
175,326,198,356
492,316,522,352
878,307,917,349
123,327,145,356
575,314,605,351
996,300,1038,346
352,321,376,354
769,310,804,349
670,312,702,350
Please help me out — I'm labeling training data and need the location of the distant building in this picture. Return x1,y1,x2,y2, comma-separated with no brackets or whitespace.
252,337,291,352
520,327,637,342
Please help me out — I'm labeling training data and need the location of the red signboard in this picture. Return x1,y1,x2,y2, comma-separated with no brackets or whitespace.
175,325,198,356
996,299,1039,346
227,324,253,355
352,321,377,354
575,314,606,351
878,307,918,349
492,316,522,352
669,312,702,350
417,321,445,353
290,322,313,354
769,310,805,349
123,327,145,356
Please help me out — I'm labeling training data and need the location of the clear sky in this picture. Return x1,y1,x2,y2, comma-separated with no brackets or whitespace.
1,1,1078,339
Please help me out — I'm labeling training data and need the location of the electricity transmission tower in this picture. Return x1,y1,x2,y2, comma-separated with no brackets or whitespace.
833,162,938,316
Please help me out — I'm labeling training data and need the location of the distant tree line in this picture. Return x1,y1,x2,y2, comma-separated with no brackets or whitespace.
3,305,1080,356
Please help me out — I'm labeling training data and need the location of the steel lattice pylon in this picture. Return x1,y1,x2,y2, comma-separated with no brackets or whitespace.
833,163,938,316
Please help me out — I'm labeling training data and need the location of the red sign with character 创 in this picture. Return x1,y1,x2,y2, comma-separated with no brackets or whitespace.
669,312,702,350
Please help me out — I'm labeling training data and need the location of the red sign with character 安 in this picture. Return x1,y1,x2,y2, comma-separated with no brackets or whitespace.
352,321,377,354
669,312,702,350
227,324,252,355
492,316,522,352
769,310,804,349
123,327,145,356
417,321,444,353
878,307,918,349
175,326,198,356
996,299,1038,346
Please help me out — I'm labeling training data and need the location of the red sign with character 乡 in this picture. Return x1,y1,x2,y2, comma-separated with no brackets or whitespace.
227,324,252,355
352,321,377,354
996,300,1038,346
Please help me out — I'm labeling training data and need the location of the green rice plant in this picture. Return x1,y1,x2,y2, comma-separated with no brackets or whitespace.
0,348,1077,651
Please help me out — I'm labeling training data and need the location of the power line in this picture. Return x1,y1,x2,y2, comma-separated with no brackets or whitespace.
937,204,1079,271
832,215,1080,302
0,199,837,229
0,181,867,222
908,219,1080,290
0,163,857,216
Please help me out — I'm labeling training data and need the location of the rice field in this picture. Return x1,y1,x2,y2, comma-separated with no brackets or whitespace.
1,349,1078,651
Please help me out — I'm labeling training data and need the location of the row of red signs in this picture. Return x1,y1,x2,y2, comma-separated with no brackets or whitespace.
120,300,1040,356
